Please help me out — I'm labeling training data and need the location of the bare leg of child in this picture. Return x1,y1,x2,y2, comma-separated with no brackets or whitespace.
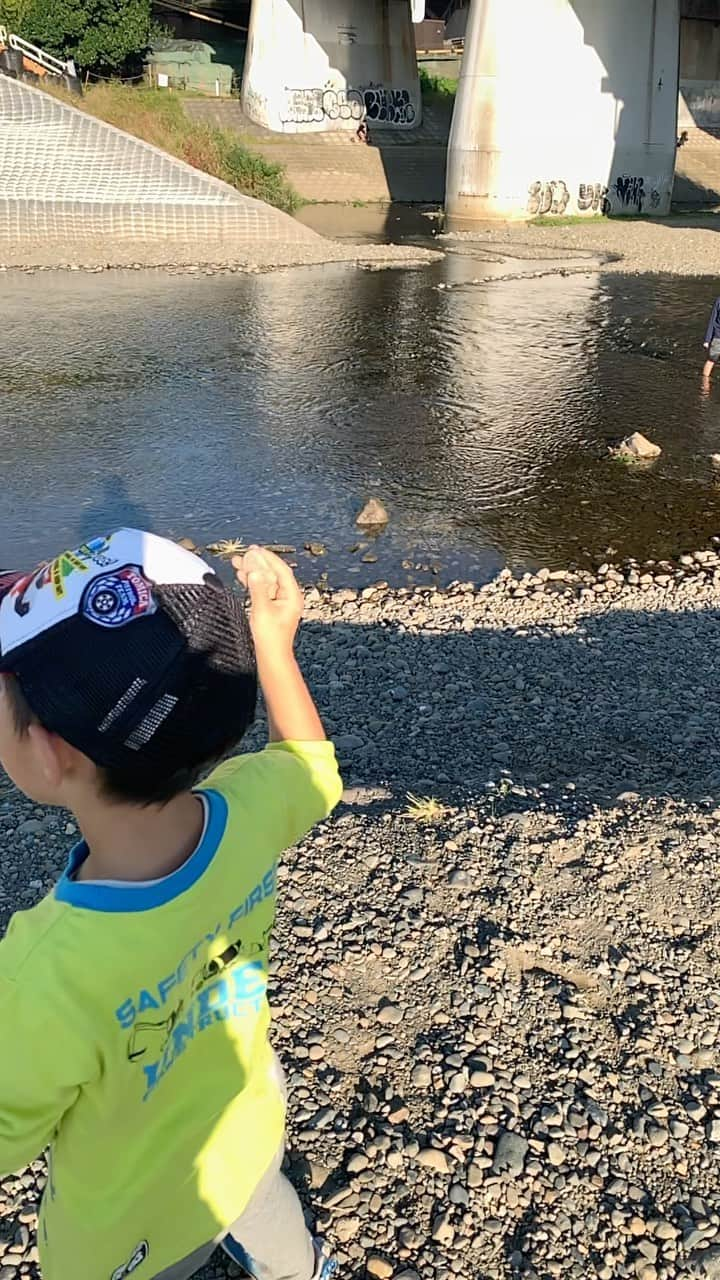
703,359,715,381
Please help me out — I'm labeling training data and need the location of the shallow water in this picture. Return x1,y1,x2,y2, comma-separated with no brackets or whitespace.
3,258,720,586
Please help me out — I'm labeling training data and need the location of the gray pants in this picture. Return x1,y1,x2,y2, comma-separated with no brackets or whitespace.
151,1146,316,1280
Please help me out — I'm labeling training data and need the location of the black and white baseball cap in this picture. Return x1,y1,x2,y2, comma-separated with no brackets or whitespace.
0,529,256,779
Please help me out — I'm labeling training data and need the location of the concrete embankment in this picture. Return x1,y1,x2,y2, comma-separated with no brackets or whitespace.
0,73,442,272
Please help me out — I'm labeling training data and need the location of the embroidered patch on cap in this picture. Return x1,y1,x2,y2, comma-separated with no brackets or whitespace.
81,566,156,630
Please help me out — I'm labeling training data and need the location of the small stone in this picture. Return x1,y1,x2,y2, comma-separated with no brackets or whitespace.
448,868,471,887
492,1129,528,1177
335,1216,360,1243
416,1147,450,1175
449,1183,469,1206
613,432,662,460
470,1071,495,1088
447,1071,467,1094
388,1102,409,1124
377,1003,403,1026
334,734,366,755
654,1220,678,1240
547,1142,566,1166
356,498,389,528
397,1227,421,1250
431,1210,454,1245
17,819,44,836
411,1064,432,1087
366,1256,393,1279
637,1241,658,1263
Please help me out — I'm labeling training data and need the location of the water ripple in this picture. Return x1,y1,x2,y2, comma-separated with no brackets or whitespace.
1,264,720,585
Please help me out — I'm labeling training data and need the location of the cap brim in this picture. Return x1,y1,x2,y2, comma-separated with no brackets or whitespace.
0,571,29,666
0,571,27,603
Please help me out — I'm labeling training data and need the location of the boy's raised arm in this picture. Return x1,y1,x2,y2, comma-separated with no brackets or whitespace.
233,547,325,744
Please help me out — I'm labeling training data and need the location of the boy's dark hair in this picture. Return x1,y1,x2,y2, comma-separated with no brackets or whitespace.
6,673,253,806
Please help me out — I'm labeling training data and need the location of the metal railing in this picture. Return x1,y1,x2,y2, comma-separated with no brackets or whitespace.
0,25,76,77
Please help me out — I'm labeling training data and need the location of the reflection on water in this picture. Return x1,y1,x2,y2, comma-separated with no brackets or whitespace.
2,261,720,585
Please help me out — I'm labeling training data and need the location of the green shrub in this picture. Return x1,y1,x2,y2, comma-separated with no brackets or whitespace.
418,67,458,99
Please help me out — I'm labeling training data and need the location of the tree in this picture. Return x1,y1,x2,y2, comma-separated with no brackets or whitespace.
0,0,152,72
0,0,34,32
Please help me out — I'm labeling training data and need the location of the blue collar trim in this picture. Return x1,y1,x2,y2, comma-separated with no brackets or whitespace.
54,789,228,913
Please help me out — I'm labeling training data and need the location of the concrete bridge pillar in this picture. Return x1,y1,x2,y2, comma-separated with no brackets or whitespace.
446,0,680,227
242,0,421,133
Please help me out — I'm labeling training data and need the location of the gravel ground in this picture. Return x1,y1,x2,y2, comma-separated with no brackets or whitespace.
0,236,441,274
445,214,720,278
6,212,720,279
2,551,720,1280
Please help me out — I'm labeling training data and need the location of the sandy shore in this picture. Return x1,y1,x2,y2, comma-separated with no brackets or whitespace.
2,551,720,1280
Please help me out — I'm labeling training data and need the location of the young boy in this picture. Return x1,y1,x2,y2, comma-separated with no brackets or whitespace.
0,528,342,1280
703,295,720,380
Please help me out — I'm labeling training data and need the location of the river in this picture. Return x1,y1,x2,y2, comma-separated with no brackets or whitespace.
3,255,720,586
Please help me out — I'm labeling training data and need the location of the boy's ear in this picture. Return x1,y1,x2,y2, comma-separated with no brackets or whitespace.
27,723,80,789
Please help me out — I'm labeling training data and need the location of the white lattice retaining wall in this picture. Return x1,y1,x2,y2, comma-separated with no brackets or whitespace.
0,74,316,243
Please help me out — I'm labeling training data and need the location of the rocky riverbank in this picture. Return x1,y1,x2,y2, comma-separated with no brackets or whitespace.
2,555,720,1280
0,236,441,275
447,214,720,278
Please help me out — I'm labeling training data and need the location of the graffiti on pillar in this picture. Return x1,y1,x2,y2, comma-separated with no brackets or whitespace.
243,86,268,123
281,83,415,128
322,87,364,122
650,187,661,210
612,175,645,211
527,180,570,216
281,88,325,125
362,85,416,125
578,182,610,214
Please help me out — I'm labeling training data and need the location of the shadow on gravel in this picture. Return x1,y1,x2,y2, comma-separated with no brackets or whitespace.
295,603,720,815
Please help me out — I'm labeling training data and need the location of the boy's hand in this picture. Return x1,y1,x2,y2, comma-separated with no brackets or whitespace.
705,342,710,349
233,546,303,657
233,547,325,742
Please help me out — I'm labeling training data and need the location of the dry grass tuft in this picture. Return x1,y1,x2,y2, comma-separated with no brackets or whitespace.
403,793,450,825
206,538,246,558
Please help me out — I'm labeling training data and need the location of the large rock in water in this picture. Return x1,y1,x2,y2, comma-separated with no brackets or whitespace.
356,498,389,528
615,432,662,460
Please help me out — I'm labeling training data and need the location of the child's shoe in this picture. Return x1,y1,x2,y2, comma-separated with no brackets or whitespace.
312,1240,338,1279
220,1235,337,1278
